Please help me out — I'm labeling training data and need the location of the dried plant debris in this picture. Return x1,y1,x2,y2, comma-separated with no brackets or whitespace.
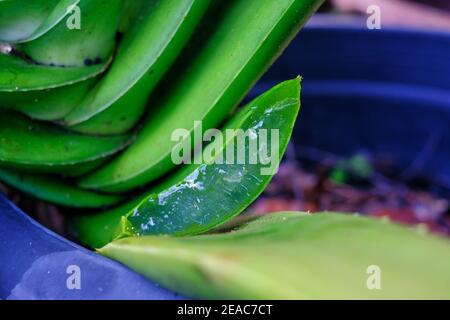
251,150,450,237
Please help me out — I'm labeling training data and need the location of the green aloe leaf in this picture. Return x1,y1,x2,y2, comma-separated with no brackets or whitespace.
0,168,123,208
0,78,95,120
100,212,450,300
73,78,300,248
118,0,147,33
59,158,108,178
63,0,211,135
67,75,160,135
78,0,323,192
0,52,108,92
0,111,131,172
18,0,123,67
0,0,79,43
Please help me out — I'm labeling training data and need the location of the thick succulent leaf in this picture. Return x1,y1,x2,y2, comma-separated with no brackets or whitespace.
18,0,123,67
78,0,323,192
0,52,107,92
0,168,124,208
59,158,108,178
67,74,157,135
63,0,211,129
122,79,300,236
100,212,450,300
0,0,79,43
118,0,147,33
0,78,95,120
0,111,131,172
72,196,145,248
74,78,300,248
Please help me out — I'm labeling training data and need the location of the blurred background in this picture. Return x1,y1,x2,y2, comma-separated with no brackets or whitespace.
322,0,450,30
248,0,450,236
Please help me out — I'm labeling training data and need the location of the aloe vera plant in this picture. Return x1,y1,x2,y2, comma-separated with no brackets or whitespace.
77,0,323,192
2,0,448,300
74,78,301,247
0,0,322,240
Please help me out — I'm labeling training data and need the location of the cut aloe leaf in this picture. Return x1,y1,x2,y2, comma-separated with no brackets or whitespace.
0,52,107,92
63,0,211,130
0,168,123,208
19,0,123,67
100,212,450,300
74,78,300,248
0,111,131,172
0,78,95,120
0,0,79,43
78,0,323,192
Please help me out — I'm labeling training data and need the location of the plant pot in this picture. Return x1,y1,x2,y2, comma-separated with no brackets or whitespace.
256,16,450,191
1,16,449,300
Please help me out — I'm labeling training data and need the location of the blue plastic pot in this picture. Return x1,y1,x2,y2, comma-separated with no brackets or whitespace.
256,16,450,189
1,16,449,300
